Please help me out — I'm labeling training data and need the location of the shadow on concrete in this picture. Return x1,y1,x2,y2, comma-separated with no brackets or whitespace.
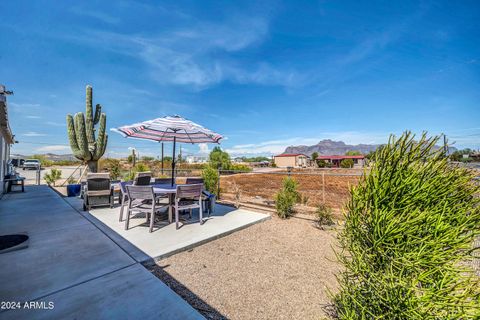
148,264,228,320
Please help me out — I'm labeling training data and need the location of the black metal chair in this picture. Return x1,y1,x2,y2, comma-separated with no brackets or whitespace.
133,171,152,186
125,185,168,233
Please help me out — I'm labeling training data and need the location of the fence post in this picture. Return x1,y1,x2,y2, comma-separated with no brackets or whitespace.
36,167,41,185
322,172,325,204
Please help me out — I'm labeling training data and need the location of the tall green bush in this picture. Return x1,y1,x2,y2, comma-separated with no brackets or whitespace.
334,132,480,319
202,165,219,196
275,177,299,218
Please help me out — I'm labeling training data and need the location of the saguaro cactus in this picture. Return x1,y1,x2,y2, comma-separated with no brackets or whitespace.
66,85,107,172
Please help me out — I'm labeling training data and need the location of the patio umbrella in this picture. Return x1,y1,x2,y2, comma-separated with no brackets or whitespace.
111,115,223,185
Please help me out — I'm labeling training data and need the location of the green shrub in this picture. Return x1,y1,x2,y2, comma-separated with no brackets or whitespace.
316,159,329,168
44,168,62,186
100,158,121,180
202,165,219,196
315,204,334,229
275,177,299,218
334,132,480,319
340,158,354,168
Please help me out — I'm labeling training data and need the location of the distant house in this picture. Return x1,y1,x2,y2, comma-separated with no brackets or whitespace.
185,155,208,164
274,153,310,168
317,155,365,168
0,85,15,194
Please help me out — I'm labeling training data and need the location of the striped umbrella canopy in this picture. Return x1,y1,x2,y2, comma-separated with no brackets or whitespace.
112,115,223,185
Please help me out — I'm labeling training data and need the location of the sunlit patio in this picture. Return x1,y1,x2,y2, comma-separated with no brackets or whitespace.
65,196,270,264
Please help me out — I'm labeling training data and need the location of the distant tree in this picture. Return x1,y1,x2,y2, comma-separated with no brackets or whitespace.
340,158,354,168
346,150,361,156
312,152,319,161
450,149,473,162
317,159,329,168
141,156,155,161
209,146,231,169
162,156,173,162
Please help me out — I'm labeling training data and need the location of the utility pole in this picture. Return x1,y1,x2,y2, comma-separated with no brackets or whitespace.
443,134,448,157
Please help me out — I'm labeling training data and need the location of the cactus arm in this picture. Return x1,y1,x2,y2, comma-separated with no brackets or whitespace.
67,114,85,160
93,104,101,125
74,112,92,161
85,85,96,146
93,113,106,160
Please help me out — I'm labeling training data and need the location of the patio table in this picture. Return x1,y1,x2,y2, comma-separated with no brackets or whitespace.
113,182,178,223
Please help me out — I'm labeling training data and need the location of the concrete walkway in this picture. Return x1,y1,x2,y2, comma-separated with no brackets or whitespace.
0,186,203,319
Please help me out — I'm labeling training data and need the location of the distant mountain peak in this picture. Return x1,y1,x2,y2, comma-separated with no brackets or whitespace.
284,140,378,156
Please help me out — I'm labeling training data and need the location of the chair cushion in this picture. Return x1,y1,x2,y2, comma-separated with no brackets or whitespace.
86,190,111,196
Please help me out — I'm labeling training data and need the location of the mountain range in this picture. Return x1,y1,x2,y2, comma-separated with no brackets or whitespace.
283,139,457,156
284,140,379,156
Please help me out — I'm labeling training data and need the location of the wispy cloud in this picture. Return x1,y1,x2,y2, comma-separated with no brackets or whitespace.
26,115,41,119
46,121,66,127
36,145,71,152
58,15,301,89
70,6,120,25
22,131,47,137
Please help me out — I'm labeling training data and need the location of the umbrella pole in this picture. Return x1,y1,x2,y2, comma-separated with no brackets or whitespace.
171,136,176,186
161,142,164,175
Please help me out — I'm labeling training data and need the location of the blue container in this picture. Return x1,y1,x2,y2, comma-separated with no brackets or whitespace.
66,184,81,197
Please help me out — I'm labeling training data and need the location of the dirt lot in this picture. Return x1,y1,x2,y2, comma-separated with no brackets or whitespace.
149,214,340,320
220,170,362,212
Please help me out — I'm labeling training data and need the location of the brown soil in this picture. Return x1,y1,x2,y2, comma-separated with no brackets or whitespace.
149,214,340,320
220,171,361,211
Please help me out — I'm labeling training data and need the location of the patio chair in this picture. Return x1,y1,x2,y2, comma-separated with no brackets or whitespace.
133,171,152,186
174,183,204,230
119,182,129,222
125,185,168,233
185,178,215,216
83,173,113,211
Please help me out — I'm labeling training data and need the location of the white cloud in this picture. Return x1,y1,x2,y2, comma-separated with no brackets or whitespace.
36,145,71,152
46,121,66,127
198,143,210,154
60,15,301,89
26,115,41,119
22,131,47,137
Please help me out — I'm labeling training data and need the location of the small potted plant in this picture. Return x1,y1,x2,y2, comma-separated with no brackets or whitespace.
66,176,81,197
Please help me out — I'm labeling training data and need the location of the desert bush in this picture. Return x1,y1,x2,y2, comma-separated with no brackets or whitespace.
44,168,62,186
317,159,329,168
315,203,334,229
275,177,299,218
100,158,121,180
340,158,354,168
334,132,480,319
202,165,220,196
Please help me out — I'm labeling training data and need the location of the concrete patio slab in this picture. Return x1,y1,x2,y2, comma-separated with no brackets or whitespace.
68,198,271,263
2,264,203,320
0,186,204,319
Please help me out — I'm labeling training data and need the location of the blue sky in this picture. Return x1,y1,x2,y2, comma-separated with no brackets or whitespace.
2,0,479,157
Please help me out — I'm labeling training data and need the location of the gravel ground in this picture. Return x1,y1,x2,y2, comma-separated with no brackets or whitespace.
149,214,340,320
